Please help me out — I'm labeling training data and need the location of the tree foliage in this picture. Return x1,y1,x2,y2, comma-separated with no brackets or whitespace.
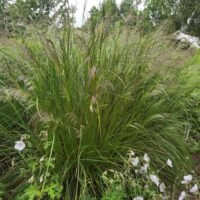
13,0,55,22
144,0,200,36
1,0,200,37
120,0,135,16
177,0,200,36
85,0,122,32
0,0,11,35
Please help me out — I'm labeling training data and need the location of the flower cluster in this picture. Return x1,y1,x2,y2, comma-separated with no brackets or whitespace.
178,174,199,200
128,151,199,200
128,151,151,175
127,151,173,199
102,151,170,199
13,131,64,200
128,152,200,200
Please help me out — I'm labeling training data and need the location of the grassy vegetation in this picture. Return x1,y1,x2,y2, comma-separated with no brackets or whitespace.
0,23,199,199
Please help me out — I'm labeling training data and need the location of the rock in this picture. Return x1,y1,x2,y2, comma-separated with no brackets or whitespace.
173,31,200,49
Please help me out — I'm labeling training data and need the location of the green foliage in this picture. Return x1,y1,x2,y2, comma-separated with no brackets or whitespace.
0,25,196,199
0,0,7,26
120,0,135,16
17,182,63,200
0,183,5,199
145,0,175,24
89,6,102,30
179,52,200,153
0,0,75,37
143,0,200,36
177,0,200,36
86,0,122,32
0,0,13,36
14,0,54,22
17,185,42,200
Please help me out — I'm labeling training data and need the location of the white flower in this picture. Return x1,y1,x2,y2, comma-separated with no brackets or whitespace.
39,175,44,183
140,163,149,174
190,184,199,194
159,183,166,193
131,157,139,167
149,174,160,186
143,153,150,162
179,191,186,200
181,174,193,184
135,169,139,174
167,159,173,168
129,150,135,157
15,140,25,151
27,176,34,183
133,197,144,200
40,156,45,162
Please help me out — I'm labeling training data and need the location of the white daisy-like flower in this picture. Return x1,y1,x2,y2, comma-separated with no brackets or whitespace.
159,182,166,193
143,153,150,162
179,191,186,200
15,140,25,151
149,174,160,186
40,156,45,162
131,157,139,167
181,174,193,184
167,159,173,168
135,169,139,174
140,163,149,174
133,196,144,200
129,150,135,157
189,184,199,194
27,176,34,183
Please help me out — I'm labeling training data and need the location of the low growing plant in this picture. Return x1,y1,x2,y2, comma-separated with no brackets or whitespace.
101,151,199,200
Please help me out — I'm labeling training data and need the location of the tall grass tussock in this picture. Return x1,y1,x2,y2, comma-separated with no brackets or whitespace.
0,24,198,199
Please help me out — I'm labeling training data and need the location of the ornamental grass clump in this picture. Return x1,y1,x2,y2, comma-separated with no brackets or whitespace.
0,27,193,199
